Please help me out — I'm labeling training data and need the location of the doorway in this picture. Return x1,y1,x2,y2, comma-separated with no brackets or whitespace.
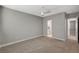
68,17,78,42
47,20,52,37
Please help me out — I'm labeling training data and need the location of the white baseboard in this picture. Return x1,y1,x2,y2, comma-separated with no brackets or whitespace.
0,35,65,48
53,37,65,42
0,35,42,48
43,35,65,42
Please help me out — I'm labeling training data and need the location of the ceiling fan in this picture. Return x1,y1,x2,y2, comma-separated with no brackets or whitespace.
40,6,51,16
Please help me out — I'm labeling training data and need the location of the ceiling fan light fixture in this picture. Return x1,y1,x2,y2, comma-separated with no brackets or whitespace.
41,11,44,16
40,6,51,16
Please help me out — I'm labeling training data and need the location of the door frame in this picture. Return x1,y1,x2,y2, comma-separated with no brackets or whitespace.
47,19,53,37
67,17,78,41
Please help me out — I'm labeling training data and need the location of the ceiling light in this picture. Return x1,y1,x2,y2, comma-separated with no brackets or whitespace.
40,6,45,16
40,6,51,16
41,11,44,16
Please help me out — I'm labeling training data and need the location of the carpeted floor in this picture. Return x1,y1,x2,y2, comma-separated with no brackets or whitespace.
0,36,79,53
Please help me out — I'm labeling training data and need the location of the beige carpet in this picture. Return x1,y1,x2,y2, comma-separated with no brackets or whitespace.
0,36,79,53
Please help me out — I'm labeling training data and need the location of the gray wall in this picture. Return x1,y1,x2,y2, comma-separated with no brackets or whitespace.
0,6,4,44
0,6,70,45
67,12,79,18
43,13,67,41
0,7,43,45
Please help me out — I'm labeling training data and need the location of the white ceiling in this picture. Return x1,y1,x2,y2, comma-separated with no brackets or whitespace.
3,5,79,17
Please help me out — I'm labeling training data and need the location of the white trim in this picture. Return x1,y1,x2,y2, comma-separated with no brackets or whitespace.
47,19,53,37
67,17,78,41
53,37,65,42
43,35,65,41
0,35,42,48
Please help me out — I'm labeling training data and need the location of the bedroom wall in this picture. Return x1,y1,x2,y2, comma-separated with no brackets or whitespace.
43,13,67,41
0,6,4,44
0,7,43,45
0,6,71,46
67,12,79,18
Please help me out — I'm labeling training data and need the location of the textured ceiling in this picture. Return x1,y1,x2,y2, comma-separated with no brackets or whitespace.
3,5,79,17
